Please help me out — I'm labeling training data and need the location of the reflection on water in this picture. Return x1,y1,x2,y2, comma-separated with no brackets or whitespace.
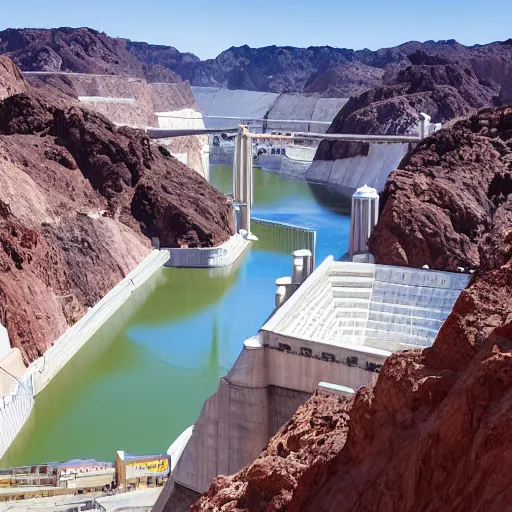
1,166,351,468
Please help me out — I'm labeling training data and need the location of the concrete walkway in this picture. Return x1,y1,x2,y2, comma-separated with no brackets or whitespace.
0,487,161,511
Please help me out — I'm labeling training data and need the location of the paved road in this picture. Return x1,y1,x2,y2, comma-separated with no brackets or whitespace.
0,487,161,511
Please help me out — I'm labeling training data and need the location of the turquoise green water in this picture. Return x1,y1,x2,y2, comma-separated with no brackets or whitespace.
0,166,350,468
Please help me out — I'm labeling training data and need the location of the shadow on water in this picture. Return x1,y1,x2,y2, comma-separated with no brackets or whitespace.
307,182,352,216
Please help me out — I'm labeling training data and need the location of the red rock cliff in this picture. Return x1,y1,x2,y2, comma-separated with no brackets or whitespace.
0,58,232,363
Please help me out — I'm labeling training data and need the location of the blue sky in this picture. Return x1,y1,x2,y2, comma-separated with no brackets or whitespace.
1,0,510,59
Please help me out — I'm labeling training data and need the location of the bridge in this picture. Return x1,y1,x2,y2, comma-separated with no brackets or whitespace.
144,126,422,144
145,124,428,239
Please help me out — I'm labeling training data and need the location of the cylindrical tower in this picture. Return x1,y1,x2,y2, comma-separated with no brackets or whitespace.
349,184,379,261
291,249,314,285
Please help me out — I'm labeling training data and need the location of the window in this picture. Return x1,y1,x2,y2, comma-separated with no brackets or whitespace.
213,136,220,147
301,347,312,357
322,352,336,363
346,356,358,367
366,362,382,373
278,343,291,352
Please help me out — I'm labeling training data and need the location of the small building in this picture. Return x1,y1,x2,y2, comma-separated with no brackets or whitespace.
0,463,57,488
53,459,115,491
115,451,170,493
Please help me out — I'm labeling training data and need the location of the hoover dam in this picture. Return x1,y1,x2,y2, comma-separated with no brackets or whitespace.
1,19,510,512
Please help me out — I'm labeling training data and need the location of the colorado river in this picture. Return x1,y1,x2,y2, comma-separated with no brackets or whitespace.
0,166,350,468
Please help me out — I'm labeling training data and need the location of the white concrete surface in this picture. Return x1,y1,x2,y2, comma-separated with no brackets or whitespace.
0,372,34,460
306,142,410,195
168,426,194,471
155,109,205,130
97,487,161,511
0,349,26,397
0,488,160,512
0,324,10,360
191,87,347,133
78,97,136,104
154,109,209,180
263,259,470,354
164,233,250,268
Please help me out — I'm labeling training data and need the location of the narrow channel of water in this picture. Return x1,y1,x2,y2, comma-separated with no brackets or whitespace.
0,166,351,468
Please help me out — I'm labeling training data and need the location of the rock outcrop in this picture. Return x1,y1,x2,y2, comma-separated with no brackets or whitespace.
368,106,512,272
0,56,25,100
190,105,512,512
0,59,232,363
315,50,500,162
303,61,384,98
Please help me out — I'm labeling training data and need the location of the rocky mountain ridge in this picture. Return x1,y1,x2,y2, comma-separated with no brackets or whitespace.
314,48,512,162
0,27,182,83
1,28,511,100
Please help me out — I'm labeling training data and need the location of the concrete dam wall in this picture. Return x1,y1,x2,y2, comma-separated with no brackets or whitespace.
306,142,410,197
191,86,348,133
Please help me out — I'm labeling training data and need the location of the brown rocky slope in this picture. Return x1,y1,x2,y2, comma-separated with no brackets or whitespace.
315,50,499,161
191,107,512,512
0,27,181,83
0,59,232,363
368,105,512,272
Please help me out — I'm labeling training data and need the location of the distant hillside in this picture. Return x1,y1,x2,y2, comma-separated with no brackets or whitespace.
167,39,512,99
0,27,182,83
1,28,511,101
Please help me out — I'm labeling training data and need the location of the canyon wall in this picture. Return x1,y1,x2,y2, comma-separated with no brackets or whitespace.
0,58,232,364
306,49,510,194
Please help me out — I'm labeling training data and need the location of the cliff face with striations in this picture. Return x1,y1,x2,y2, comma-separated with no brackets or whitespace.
0,58,232,363
190,105,512,512
368,106,512,271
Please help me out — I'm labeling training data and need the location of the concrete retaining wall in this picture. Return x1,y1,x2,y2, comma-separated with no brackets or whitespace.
164,234,250,268
306,143,410,196
258,154,312,179
171,334,377,495
192,87,347,133
28,250,170,395
0,250,170,460
155,109,209,180
209,145,234,166
0,324,10,360
0,373,34,460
